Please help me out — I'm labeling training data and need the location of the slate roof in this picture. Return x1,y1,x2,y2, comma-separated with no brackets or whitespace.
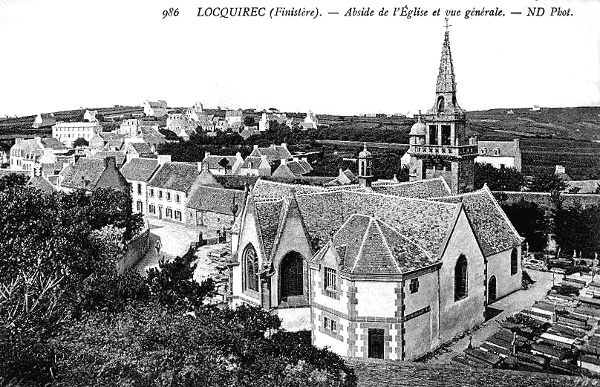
325,169,356,186
286,159,312,175
295,190,459,258
252,179,326,201
148,162,200,193
214,175,259,190
254,199,285,260
478,140,520,157
60,158,107,190
196,166,223,188
348,359,578,387
322,214,434,275
433,186,522,256
240,156,268,169
92,151,126,167
99,132,125,149
120,157,159,182
249,144,292,161
28,175,55,192
40,137,67,151
372,177,451,199
271,163,298,180
129,142,153,154
203,155,239,170
187,185,244,216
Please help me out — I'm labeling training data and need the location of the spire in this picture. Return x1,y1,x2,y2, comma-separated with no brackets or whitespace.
436,18,456,94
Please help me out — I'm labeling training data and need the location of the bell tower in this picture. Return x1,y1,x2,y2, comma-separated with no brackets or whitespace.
410,19,478,194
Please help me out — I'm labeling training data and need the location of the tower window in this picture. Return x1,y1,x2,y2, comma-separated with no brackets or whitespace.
428,125,438,145
441,125,451,145
437,96,445,112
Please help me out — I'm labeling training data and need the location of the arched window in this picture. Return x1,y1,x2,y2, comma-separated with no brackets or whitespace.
455,254,468,301
511,248,518,276
242,244,259,292
437,96,445,112
280,251,304,300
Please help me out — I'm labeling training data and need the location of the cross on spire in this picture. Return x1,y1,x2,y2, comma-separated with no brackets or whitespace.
444,17,452,31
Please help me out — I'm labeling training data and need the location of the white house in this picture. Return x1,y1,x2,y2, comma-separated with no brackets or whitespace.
476,139,522,171
52,122,103,148
143,100,168,117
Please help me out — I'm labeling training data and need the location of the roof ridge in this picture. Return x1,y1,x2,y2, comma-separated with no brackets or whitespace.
352,217,372,273
376,219,433,261
372,218,403,273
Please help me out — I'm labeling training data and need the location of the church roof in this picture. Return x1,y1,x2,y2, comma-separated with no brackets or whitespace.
254,199,286,260
433,186,523,256
325,214,434,275
371,177,451,199
295,190,459,259
436,30,457,94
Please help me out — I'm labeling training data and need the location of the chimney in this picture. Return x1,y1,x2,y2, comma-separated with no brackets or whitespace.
253,144,259,150
270,144,276,149
555,164,566,174
205,151,210,157
339,168,344,176
34,137,42,146
513,138,520,149
281,142,287,149
235,151,242,159
15,138,22,144
281,159,286,165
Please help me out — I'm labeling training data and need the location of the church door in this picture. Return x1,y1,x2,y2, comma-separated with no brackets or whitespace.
488,276,497,303
280,252,304,301
368,329,384,359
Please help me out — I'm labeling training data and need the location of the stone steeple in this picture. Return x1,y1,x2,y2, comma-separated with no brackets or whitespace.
430,19,464,115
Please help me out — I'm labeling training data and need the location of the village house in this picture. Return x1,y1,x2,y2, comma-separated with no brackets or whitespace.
302,110,319,129
123,139,156,162
120,157,163,214
271,158,314,181
258,112,269,132
228,26,524,361
9,137,69,177
202,152,244,175
84,110,99,122
143,100,168,117
32,113,56,128
476,139,522,171
52,121,103,148
118,118,160,137
167,111,196,137
225,109,243,130
58,156,129,193
237,143,293,177
146,162,201,223
185,102,205,122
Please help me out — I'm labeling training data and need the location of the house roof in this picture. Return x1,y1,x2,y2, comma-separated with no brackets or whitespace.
99,132,125,149
202,155,240,170
187,185,244,216
285,159,313,175
320,214,433,275
196,166,223,188
241,156,270,169
40,137,67,151
566,180,600,194
325,169,356,186
272,164,299,180
60,158,108,190
28,175,55,193
129,142,153,155
120,157,159,182
92,151,126,166
148,162,200,193
249,144,292,161
214,175,259,190
433,186,522,256
478,140,520,158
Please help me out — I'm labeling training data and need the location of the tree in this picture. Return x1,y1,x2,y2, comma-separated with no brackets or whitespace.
553,204,600,257
474,163,525,191
244,116,257,127
72,137,89,148
501,199,548,252
530,171,568,193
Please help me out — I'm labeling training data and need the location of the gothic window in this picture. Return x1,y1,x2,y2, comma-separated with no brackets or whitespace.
454,254,468,301
243,244,259,292
437,96,445,112
280,251,304,300
511,248,518,276
441,125,451,145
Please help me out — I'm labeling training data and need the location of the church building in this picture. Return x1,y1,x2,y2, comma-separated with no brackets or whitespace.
228,26,524,361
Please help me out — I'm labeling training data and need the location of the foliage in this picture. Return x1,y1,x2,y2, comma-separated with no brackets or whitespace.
501,199,548,251
474,163,525,191
146,247,216,312
72,137,89,148
0,271,66,384
244,115,256,127
553,204,600,257
0,173,27,190
159,128,179,141
529,171,568,193
53,304,355,387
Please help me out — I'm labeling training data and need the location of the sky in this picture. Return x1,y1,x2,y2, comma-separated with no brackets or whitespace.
0,0,598,117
